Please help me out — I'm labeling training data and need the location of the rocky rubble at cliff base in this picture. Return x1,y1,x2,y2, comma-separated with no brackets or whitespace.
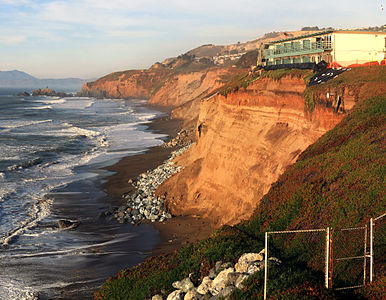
163,128,194,148
106,145,192,224
151,250,281,300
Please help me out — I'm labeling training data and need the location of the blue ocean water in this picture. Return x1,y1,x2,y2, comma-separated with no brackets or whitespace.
0,89,166,299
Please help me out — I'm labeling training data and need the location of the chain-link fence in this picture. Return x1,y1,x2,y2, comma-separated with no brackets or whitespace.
263,228,328,299
263,213,385,299
332,226,367,290
372,213,386,281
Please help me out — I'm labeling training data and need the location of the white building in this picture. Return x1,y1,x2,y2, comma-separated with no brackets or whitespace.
262,30,386,67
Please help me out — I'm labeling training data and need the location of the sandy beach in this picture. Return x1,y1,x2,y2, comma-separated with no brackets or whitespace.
103,112,215,256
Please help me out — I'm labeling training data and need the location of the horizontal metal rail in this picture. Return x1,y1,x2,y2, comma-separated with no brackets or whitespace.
335,255,365,261
267,228,326,235
335,285,364,291
337,226,365,231
374,212,386,221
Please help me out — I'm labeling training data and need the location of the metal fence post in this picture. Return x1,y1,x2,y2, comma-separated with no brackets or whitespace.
325,227,330,289
370,218,373,282
264,231,268,300
363,225,367,285
329,228,333,289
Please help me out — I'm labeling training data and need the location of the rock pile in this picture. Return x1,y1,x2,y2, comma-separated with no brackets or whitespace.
151,249,281,300
110,145,192,224
163,129,194,148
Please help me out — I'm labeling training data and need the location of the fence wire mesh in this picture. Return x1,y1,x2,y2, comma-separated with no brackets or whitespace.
268,229,327,275
373,214,386,281
331,226,366,289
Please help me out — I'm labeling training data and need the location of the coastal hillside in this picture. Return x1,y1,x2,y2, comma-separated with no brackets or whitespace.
95,66,385,299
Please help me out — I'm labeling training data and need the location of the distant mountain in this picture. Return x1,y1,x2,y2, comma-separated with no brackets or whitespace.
0,70,89,91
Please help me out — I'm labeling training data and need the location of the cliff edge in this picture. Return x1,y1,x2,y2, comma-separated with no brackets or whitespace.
157,72,346,226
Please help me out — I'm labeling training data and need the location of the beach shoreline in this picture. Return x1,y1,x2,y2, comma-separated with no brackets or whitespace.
102,108,215,257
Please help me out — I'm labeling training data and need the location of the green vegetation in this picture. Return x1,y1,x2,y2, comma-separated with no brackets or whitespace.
259,68,311,81
95,226,262,299
212,68,311,98
95,67,385,299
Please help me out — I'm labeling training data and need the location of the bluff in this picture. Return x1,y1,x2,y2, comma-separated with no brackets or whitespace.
156,72,347,226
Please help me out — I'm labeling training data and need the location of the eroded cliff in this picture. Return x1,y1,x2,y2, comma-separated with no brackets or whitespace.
80,69,172,99
156,76,347,226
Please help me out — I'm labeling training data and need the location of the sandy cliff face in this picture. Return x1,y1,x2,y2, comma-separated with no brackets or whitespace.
156,77,346,226
148,68,241,107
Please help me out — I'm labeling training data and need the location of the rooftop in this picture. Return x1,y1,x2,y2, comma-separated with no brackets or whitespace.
268,30,386,45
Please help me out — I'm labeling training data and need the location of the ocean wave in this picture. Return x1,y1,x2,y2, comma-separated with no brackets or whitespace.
0,198,52,247
6,158,43,171
133,112,158,122
29,105,52,110
32,98,67,105
0,120,53,133
53,98,95,110
62,123,101,137
1,232,135,259
0,278,38,300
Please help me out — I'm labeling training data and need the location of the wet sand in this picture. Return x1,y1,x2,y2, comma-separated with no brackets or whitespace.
103,113,215,256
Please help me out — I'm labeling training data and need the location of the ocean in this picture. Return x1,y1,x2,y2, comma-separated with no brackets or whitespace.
0,89,166,299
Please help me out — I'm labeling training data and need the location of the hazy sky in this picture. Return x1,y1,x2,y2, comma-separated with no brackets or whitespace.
0,0,384,78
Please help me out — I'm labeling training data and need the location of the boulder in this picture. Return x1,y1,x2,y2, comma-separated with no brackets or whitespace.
226,272,242,285
269,257,282,265
208,268,216,279
172,278,194,293
184,289,201,300
214,261,223,273
58,219,80,230
218,285,235,298
235,274,249,289
235,251,264,273
209,267,234,296
246,261,264,275
167,290,185,300
196,276,212,295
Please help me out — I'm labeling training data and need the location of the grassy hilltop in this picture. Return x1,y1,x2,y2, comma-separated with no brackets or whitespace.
95,66,385,299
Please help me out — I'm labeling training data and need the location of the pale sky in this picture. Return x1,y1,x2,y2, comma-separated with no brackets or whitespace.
0,0,384,78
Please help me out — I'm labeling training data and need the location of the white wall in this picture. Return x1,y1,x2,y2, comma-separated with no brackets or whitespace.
333,32,386,66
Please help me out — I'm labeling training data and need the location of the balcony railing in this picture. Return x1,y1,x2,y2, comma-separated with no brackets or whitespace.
265,41,332,58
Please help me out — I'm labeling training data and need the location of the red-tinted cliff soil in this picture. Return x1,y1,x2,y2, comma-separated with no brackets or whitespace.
80,69,172,99
156,72,365,226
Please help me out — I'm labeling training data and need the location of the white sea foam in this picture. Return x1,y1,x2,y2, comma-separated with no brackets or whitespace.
53,98,94,110
0,278,38,300
0,119,53,132
0,198,52,247
29,105,52,110
133,112,158,122
1,233,135,259
32,98,67,105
